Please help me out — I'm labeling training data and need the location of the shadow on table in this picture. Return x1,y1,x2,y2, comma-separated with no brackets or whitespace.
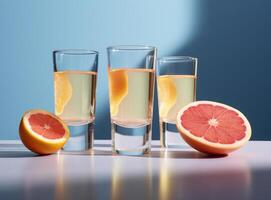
60,149,114,156
94,143,111,148
0,142,38,157
0,151,37,158
145,150,226,159
0,143,225,159
60,145,226,159
93,149,225,159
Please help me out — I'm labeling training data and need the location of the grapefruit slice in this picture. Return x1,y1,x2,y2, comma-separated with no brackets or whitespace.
108,69,128,116
157,76,177,118
54,73,72,115
19,110,70,155
176,101,251,155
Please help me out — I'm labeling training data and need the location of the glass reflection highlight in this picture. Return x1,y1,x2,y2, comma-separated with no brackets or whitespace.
55,152,65,200
111,157,153,200
159,150,172,200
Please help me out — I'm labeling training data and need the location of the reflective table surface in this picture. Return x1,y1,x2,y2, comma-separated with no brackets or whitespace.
0,140,270,200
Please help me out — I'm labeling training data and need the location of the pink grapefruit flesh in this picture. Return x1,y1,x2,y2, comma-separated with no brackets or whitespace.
28,113,66,139
176,101,251,155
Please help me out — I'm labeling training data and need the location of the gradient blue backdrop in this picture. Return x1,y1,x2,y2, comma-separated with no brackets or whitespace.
0,0,270,140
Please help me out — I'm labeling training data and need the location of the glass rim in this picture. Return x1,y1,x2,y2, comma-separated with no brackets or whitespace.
53,49,98,56
158,56,197,63
107,45,156,51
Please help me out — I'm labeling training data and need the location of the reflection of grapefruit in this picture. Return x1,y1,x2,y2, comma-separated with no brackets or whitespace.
108,69,128,116
176,101,251,155
19,110,70,155
157,76,177,118
54,73,72,115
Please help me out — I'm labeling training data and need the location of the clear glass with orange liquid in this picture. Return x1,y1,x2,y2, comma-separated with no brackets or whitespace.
53,50,98,151
157,56,197,148
107,45,156,155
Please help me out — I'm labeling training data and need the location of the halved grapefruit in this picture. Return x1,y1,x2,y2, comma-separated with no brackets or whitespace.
176,101,251,155
19,110,70,155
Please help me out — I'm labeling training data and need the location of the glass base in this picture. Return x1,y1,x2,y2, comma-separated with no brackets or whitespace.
62,123,94,151
112,122,151,155
160,122,189,148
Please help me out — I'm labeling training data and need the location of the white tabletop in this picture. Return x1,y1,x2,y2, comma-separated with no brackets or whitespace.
0,140,270,200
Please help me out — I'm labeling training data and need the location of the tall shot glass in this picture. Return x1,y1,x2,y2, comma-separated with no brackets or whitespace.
157,56,197,148
107,45,156,155
53,49,98,151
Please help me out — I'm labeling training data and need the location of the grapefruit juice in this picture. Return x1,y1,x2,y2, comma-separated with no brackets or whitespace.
109,68,155,154
157,75,196,147
54,71,97,125
109,68,154,125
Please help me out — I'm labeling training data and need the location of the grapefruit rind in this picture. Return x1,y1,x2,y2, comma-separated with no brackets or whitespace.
19,110,70,155
176,101,252,155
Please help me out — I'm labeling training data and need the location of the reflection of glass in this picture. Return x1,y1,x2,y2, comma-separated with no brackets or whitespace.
107,45,156,155
111,157,153,199
55,153,65,200
157,56,197,148
159,155,171,200
53,50,98,151
55,152,97,200
111,158,121,200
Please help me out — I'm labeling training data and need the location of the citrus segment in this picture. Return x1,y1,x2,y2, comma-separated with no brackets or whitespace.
54,73,72,115
19,110,70,155
158,76,177,118
176,101,252,155
108,69,128,116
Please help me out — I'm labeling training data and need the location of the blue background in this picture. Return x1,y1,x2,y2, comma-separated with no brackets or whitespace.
0,0,270,140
